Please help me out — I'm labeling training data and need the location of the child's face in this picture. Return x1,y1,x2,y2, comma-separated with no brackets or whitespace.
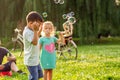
30,21,43,31
43,24,53,36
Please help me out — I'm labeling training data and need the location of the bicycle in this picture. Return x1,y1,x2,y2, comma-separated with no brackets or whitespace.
55,34,78,59
6,28,23,56
55,17,78,59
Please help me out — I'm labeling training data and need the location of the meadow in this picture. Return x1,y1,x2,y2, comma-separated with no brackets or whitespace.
0,44,120,80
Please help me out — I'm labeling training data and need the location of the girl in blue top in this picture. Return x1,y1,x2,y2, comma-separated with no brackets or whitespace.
39,21,64,80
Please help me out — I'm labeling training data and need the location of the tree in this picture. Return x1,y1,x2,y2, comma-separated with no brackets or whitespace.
0,0,120,44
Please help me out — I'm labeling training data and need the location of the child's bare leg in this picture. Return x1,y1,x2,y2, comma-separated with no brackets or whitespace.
58,32,65,45
48,69,52,80
11,62,19,72
44,69,48,80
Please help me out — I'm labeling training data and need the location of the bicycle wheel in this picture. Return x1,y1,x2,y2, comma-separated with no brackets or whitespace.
60,40,78,59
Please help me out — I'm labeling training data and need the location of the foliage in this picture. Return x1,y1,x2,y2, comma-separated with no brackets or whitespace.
0,0,120,44
0,44,120,80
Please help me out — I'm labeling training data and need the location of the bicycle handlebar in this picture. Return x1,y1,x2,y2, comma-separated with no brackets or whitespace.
14,28,21,33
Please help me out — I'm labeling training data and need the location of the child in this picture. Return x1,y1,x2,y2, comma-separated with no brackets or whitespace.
0,47,26,76
23,11,44,80
62,21,73,44
63,21,73,37
39,21,64,80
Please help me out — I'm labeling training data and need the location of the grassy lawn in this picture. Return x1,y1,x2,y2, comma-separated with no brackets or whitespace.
0,44,120,80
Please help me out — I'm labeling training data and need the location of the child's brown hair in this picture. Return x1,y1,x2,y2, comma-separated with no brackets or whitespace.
26,11,43,23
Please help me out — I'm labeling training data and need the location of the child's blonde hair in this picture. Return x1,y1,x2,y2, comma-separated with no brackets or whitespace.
41,21,55,37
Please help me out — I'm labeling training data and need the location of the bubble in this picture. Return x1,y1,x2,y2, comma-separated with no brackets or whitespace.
115,0,120,5
54,0,64,4
67,11,75,17
54,0,60,4
70,11,75,16
62,12,76,25
62,11,75,19
59,0,64,4
62,14,67,19
42,12,48,18
68,17,76,24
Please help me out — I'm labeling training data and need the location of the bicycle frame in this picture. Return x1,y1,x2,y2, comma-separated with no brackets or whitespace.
56,36,78,59
12,28,23,56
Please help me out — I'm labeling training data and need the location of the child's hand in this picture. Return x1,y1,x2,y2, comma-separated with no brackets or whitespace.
57,32,65,44
7,56,16,62
55,31,60,35
37,23,43,37
59,32,63,35
32,22,39,31
0,65,5,70
39,23,43,32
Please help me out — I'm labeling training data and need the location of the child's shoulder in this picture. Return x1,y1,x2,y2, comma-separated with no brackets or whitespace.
51,36,58,41
49,36,56,39
51,36,57,38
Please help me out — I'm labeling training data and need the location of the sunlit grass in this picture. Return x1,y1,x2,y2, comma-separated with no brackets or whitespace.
0,44,120,80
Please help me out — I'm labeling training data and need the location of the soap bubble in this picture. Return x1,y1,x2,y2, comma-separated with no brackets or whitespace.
54,0,60,4
54,0,64,4
67,11,75,17
63,17,76,26
62,11,76,25
68,17,76,24
62,14,67,19
62,11,75,19
70,11,75,16
59,0,64,4
42,12,48,18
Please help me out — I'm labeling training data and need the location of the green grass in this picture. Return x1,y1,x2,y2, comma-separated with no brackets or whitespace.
0,44,120,80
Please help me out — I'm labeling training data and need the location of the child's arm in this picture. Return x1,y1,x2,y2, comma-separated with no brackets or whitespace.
57,32,65,44
32,22,39,45
69,23,73,35
63,23,68,33
63,22,72,36
39,44,42,50
7,54,16,62
32,31,38,45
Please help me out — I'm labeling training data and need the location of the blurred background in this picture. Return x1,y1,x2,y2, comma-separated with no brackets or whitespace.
0,0,120,45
